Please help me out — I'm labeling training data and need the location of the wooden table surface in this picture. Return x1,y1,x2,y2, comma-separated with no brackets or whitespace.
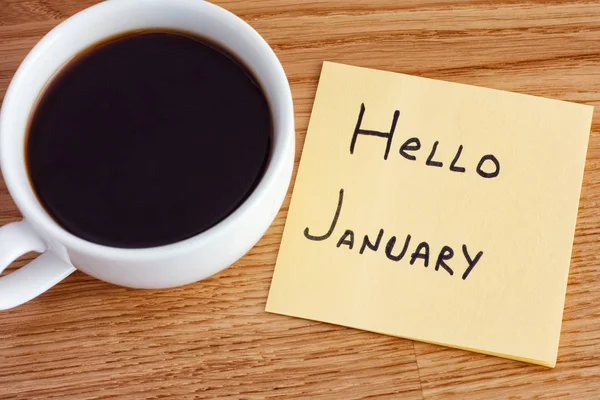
1,0,599,398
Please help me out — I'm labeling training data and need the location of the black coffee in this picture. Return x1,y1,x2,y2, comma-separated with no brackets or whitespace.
26,31,272,248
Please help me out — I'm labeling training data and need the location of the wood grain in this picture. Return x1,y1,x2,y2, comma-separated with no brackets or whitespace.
0,0,599,398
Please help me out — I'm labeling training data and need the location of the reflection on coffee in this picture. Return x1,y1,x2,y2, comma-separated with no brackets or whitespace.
26,31,272,248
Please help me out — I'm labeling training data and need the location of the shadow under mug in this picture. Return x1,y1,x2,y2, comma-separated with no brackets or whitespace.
0,0,295,309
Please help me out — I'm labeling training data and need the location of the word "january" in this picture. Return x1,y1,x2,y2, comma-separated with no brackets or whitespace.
350,104,500,179
303,189,484,280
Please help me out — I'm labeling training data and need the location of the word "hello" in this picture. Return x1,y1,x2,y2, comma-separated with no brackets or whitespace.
350,104,500,179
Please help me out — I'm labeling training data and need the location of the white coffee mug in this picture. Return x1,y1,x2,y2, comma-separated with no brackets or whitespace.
0,0,294,309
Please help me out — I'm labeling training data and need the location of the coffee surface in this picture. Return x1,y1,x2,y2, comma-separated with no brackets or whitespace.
27,32,272,248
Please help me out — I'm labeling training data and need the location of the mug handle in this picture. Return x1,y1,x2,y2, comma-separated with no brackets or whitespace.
0,220,75,310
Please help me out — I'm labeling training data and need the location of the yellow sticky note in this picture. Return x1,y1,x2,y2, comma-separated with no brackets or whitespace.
266,62,593,367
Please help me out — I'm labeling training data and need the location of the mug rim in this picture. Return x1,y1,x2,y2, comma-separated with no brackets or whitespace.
0,0,294,261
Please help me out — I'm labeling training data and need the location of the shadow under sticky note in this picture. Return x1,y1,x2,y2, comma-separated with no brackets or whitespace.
266,62,594,368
